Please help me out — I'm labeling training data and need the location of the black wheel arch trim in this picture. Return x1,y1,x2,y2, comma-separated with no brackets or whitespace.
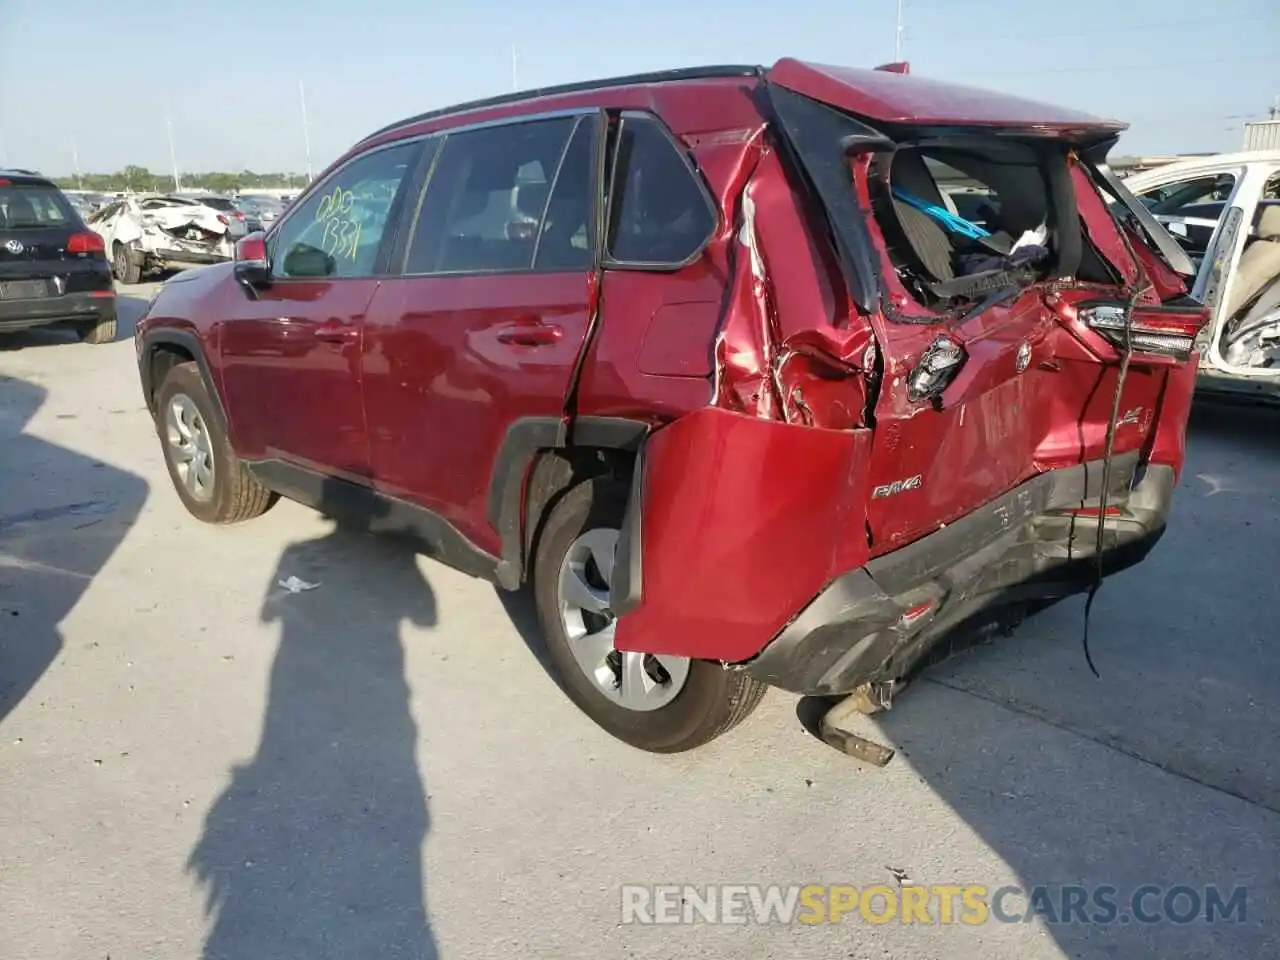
610,438,645,617
489,415,650,590
138,328,229,434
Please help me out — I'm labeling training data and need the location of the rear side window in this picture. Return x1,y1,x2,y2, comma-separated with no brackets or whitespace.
268,140,419,279
605,115,715,266
0,184,75,228
404,115,588,275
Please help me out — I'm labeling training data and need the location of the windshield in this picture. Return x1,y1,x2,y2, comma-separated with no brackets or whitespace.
0,183,76,228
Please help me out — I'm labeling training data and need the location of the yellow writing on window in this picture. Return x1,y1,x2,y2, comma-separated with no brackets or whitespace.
314,185,361,262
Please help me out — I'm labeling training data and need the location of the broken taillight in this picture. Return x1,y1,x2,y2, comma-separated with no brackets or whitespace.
1079,302,1207,362
907,335,966,402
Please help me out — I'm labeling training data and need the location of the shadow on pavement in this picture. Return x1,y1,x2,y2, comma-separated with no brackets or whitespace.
188,481,441,960
796,407,1278,956
496,584,559,681
0,375,149,723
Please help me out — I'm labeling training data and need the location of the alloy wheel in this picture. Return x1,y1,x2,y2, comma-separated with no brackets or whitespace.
557,527,690,712
165,393,215,502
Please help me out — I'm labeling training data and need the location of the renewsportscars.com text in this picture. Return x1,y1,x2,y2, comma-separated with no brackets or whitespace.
620,883,1248,926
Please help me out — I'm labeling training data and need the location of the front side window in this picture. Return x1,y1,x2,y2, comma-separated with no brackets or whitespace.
404,115,587,275
270,141,419,279
605,114,716,266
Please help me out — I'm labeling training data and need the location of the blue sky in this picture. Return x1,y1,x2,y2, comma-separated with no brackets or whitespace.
1,0,1276,176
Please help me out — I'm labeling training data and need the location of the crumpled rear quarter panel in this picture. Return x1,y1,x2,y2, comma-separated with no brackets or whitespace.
613,407,872,662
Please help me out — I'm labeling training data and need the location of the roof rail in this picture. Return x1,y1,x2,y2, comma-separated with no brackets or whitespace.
357,64,760,145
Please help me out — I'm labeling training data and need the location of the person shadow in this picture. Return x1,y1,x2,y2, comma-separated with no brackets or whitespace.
188,480,441,960
0,375,148,723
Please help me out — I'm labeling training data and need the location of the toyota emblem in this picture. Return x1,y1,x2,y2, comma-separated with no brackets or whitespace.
1015,341,1031,374
3,239,23,255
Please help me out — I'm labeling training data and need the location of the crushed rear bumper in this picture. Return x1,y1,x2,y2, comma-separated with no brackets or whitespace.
741,452,1174,696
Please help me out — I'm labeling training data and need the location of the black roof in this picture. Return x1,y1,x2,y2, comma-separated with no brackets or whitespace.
0,169,55,187
358,64,761,145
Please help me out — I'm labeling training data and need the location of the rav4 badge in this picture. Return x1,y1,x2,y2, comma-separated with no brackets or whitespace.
872,475,924,499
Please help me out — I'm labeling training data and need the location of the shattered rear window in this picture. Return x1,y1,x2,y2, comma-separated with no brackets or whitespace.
871,141,1056,309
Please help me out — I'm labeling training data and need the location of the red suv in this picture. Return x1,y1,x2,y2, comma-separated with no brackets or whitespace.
135,60,1206,753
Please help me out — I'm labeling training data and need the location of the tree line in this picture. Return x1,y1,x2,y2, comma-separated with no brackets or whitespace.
50,166,310,194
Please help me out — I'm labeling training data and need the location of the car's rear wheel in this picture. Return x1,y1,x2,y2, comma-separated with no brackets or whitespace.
154,361,274,524
112,242,141,284
532,478,767,753
77,315,117,344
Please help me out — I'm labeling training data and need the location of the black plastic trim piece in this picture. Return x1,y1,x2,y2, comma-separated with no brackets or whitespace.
488,414,652,589
611,438,646,617
761,81,885,315
246,459,499,582
489,417,564,589
569,416,649,450
356,65,760,146
137,329,228,433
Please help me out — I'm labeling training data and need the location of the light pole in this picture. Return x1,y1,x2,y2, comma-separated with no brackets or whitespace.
300,80,314,183
165,104,182,192
894,0,905,61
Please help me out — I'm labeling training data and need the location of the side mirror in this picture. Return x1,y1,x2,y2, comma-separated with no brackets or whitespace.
233,232,270,293
281,243,336,278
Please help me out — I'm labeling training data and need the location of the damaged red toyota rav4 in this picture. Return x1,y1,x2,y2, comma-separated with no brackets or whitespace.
135,60,1206,753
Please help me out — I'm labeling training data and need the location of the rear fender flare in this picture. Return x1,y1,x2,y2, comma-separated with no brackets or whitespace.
488,416,649,590
139,329,229,436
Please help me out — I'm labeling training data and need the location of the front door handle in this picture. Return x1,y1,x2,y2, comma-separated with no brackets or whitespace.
495,319,562,346
315,320,359,343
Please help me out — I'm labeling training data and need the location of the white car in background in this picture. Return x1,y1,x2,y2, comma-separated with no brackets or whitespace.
1122,151,1280,403
86,193,242,283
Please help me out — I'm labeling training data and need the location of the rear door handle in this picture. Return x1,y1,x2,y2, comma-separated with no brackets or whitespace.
315,320,359,343
495,319,562,346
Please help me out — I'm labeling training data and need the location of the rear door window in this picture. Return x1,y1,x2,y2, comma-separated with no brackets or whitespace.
0,184,75,228
605,114,716,267
403,115,584,275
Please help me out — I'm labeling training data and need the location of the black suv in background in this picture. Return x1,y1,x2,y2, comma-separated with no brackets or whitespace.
0,169,117,344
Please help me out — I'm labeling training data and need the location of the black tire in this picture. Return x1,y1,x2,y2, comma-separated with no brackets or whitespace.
154,361,275,524
112,242,141,284
78,314,117,344
532,478,767,753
